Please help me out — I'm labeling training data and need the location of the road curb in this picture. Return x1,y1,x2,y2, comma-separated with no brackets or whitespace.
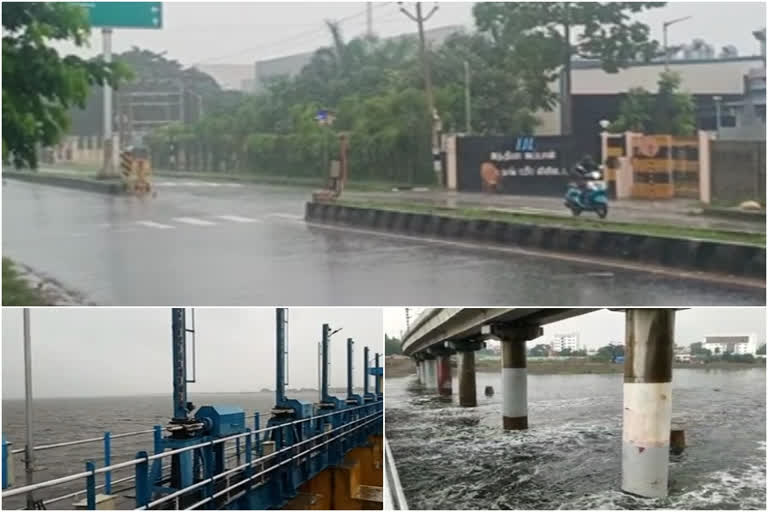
699,207,766,223
4,171,127,195
305,202,766,280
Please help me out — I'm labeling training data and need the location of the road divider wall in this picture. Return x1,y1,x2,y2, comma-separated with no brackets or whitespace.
305,201,765,280
4,171,126,195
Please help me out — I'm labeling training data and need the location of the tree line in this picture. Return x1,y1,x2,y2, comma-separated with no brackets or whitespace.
7,2,689,178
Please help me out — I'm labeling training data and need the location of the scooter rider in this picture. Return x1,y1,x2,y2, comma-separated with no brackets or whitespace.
570,154,600,204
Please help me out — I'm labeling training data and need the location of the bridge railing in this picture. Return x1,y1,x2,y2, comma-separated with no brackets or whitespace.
2,402,383,510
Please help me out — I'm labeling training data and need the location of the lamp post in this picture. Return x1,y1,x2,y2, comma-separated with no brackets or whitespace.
663,16,692,71
713,95,723,130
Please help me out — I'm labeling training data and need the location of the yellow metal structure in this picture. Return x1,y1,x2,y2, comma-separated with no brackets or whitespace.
119,150,153,197
283,435,383,510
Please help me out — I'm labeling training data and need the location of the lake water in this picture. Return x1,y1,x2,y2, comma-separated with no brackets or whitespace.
1,390,353,509
386,368,766,510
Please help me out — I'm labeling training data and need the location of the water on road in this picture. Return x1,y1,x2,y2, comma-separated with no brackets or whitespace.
386,369,766,510
3,179,764,305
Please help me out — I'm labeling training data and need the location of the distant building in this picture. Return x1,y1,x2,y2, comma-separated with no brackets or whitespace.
252,24,464,92
535,32,766,161
703,334,758,356
194,64,256,92
551,333,579,353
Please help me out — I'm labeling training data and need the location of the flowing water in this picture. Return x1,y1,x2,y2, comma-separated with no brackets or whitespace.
386,368,766,510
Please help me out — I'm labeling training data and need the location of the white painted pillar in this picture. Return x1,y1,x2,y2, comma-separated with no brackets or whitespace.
622,309,675,498
501,341,528,430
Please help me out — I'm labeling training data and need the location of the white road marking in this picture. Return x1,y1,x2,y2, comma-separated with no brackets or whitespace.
266,213,303,221
215,215,261,223
137,221,175,229
173,217,217,226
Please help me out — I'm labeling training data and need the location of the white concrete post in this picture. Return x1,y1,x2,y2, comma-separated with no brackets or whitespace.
622,309,675,498
698,130,712,204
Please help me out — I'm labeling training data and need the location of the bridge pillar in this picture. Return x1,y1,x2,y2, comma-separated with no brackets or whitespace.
622,309,675,499
423,356,437,391
436,354,452,396
494,324,541,431
447,340,485,408
414,359,422,385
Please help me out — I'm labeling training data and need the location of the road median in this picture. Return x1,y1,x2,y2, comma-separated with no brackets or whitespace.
305,200,766,281
4,169,126,195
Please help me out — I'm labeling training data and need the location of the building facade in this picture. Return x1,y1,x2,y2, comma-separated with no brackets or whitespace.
551,333,580,353
703,334,758,355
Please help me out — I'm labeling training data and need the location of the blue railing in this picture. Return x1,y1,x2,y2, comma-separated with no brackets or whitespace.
2,402,383,510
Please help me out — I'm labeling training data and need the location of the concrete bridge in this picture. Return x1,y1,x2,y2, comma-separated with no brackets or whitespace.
401,307,678,499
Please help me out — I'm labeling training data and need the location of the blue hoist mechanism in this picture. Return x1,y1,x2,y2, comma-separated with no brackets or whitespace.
150,308,248,508
265,309,384,506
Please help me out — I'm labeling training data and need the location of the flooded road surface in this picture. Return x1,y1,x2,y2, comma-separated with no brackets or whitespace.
3,179,764,306
386,369,766,510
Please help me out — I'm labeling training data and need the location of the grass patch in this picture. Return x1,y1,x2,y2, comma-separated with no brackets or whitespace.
337,199,766,247
2,258,50,306
38,164,414,192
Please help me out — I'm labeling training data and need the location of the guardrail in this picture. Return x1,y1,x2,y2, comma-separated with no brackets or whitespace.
385,437,409,510
3,403,382,510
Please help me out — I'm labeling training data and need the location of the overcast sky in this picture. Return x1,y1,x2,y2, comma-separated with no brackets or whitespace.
384,308,767,348
56,1,766,67
2,308,383,399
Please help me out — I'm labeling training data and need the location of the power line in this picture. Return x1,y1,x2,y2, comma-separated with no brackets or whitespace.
191,2,395,66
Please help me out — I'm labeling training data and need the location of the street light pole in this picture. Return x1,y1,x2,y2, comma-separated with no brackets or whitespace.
100,28,116,177
464,60,471,134
663,16,692,71
713,95,722,130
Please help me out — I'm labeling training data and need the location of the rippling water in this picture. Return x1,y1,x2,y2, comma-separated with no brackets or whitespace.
386,369,766,510
1,391,324,509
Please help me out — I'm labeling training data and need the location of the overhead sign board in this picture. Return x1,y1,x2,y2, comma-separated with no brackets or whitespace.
75,2,163,29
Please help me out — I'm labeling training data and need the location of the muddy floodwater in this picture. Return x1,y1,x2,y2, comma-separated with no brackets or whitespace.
386,368,766,510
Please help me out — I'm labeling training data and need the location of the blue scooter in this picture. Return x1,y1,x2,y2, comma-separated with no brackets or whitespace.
564,168,608,218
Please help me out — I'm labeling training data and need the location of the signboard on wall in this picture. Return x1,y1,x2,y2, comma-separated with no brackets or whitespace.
456,135,574,196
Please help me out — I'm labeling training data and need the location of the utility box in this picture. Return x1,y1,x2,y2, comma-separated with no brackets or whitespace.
74,494,116,510
2,437,13,489
195,405,246,437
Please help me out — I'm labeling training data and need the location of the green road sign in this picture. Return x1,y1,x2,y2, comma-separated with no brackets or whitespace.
76,2,163,29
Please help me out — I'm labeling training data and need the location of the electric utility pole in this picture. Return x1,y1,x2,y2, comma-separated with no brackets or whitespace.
366,2,374,38
398,2,443,186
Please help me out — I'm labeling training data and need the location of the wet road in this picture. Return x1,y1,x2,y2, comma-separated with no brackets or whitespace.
386,369,766,510
3,178,764,306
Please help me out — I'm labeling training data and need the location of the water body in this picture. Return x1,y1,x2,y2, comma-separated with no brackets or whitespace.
1,390,333,509
386,369,766,510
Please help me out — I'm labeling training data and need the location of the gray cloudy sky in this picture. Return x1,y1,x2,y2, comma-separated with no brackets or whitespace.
2,308,382,399
58,1,766,67
384,307,767,348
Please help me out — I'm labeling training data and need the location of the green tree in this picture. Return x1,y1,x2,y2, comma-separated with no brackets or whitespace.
432,32,540,134
472,2,665,126
757,344,766,355
385,334,402,356
610,71,695,135
2,2,128,168
690,342,712,357
594,343,624,361
528,344,550,357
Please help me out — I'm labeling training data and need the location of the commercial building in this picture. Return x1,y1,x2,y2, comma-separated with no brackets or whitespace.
551,333,580,353
703,334,758,356
535,28,766,159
